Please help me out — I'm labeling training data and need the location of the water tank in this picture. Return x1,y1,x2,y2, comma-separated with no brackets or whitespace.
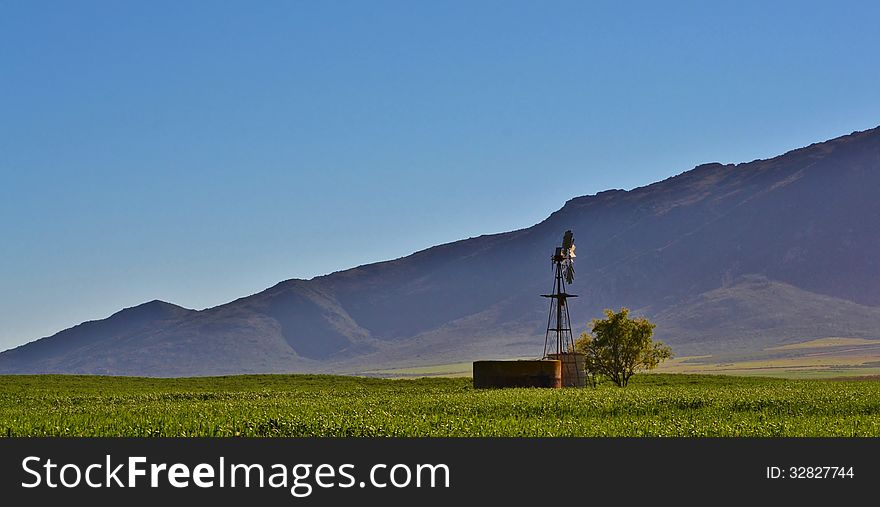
472,360,562,388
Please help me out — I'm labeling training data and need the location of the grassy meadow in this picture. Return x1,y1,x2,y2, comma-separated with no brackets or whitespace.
2,373,880,437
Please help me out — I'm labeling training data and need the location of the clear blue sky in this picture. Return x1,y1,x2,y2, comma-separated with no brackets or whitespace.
2,0,879,351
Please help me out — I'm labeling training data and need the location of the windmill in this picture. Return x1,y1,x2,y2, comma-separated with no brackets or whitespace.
541,230,585,387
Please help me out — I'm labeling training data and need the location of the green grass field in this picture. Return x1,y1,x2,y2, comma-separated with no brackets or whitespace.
2,373,880,437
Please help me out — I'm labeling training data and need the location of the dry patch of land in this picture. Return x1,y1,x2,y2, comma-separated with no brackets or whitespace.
653,337,880,378
364,337,880,380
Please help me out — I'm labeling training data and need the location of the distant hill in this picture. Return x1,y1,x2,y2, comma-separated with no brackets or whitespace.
3,126,880,376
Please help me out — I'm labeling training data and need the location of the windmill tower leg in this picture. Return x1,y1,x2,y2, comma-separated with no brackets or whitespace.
541,256,585,387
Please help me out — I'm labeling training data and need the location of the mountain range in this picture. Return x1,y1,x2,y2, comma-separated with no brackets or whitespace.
3,126,880,376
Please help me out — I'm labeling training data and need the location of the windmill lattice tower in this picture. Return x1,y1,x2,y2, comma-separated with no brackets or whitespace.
541,230,585,387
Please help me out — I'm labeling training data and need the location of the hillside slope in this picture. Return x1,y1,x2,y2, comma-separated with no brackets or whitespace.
2,127,879,375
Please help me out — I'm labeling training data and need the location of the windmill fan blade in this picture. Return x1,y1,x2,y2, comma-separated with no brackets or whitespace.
562,230,573,251
564,262,575,284
568,244,576,258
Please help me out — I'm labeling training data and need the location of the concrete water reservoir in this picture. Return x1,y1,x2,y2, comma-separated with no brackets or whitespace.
472,360,562,388
547,353,586,388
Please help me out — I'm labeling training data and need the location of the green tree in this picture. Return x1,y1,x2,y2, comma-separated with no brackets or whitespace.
575,308,672,387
